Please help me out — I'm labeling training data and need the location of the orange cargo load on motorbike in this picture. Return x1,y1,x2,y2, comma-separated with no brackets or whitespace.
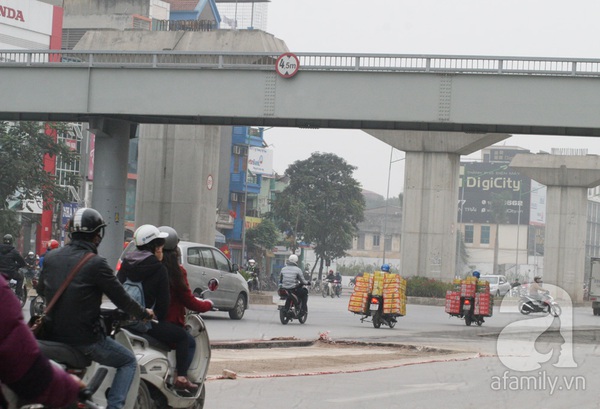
445,290,461,314
348,292,368,313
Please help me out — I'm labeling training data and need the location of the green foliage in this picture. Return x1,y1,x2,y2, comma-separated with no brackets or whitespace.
271,153,365,273
0,209,21,240
0,121,78,233
406,276,453,298
337,261,381,276
245,219,279,254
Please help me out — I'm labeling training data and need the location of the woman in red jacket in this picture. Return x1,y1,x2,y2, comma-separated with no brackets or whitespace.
0,275,82,409
158,227,213,378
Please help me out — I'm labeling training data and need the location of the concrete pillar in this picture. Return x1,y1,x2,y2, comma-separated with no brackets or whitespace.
88,117,137,269
510,154,600,301
365,130,510,281
135,124,220,244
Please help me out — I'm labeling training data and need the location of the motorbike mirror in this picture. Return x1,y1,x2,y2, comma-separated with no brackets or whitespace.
208,278,219,292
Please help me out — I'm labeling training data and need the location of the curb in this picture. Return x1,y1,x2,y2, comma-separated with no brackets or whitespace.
211,338,315,349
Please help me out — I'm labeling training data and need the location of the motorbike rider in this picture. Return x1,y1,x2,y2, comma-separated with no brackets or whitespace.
528,276,548,304
326,269,335,282
0,274,84,409
118,224,199,392
159,226,214,373
0,234,26,298
38,239,59,270
23,251,37,287
246,259,260,290
37,208,155,409
279,254,310,313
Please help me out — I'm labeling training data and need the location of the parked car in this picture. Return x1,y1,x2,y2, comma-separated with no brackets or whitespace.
480,274,511,297
118,240,248,320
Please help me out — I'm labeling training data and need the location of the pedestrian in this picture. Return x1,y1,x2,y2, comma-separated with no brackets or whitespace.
37,208,155,409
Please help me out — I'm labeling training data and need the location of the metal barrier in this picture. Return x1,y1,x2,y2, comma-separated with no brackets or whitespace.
1,50,599,77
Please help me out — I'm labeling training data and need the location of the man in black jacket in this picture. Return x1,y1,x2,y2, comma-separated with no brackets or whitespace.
37,208,155,409
0,234,26,298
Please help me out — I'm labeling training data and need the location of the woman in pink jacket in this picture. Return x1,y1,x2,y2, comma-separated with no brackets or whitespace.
0,274,81,409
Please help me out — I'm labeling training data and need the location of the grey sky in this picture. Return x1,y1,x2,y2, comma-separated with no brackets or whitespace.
260,0,600,198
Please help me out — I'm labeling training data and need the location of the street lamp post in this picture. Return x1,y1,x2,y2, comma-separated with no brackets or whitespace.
382,147,405,264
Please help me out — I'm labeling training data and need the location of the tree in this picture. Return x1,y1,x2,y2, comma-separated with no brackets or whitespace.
272,152,365,279
245,219,279,276
0,121,78,236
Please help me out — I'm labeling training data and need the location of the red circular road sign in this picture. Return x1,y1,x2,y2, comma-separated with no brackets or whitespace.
275,53,300,78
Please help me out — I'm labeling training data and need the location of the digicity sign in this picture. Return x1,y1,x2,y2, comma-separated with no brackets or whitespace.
0,6,25,22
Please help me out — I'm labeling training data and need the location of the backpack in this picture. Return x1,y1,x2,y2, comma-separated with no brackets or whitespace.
123,278,152,333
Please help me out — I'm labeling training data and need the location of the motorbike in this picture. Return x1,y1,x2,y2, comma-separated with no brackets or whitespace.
519,292,561,317
30,275,46,317
4,273,27,308
333,279,342,297
246,271,260,292
278,283,308,325
360,295,399,328
454,296,485,326
3,366,109,409
37,278,219,409
322,279,339,298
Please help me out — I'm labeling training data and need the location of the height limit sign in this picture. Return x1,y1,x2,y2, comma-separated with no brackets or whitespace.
275,53,300,78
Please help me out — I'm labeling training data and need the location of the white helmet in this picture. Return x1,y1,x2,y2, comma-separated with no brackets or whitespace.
248,259,256,266
288,254,298,264
28,251,34,257
133,224,168,247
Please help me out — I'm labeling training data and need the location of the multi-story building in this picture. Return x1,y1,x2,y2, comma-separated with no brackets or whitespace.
0,0,73,254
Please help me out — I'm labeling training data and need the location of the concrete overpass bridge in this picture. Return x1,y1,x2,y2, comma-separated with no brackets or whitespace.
2,50,600,300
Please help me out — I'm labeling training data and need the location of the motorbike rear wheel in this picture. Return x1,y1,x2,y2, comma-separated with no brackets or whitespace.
279,309,290,325
464,314,472,326
322,287,328,298
519,302,531,315
134,380,152,409
373,312,382,328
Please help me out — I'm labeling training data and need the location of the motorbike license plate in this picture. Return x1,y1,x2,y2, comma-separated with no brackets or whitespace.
277,299,286,307
370,303,379,311
462,304,472,311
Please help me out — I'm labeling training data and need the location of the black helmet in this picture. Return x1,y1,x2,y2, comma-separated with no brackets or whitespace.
3,234,13,245
69,208,107,235
158,226,179,251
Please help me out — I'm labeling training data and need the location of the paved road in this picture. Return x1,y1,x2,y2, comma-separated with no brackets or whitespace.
203,292,600,408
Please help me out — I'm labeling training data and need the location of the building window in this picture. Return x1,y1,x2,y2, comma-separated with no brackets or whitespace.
384,235,392,251
464,225,474,244
481,225,490,244
357,234,365,250
373,234,380,247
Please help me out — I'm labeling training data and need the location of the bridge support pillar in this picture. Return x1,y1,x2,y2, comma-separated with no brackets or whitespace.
365,130,509,281
88,117,137,268
510,154,600,301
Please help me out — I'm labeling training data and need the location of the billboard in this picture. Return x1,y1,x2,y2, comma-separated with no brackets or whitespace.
247,147,273,175
458,162,531,225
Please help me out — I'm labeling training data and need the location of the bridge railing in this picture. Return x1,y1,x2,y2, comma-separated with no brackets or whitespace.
1,50,600,77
